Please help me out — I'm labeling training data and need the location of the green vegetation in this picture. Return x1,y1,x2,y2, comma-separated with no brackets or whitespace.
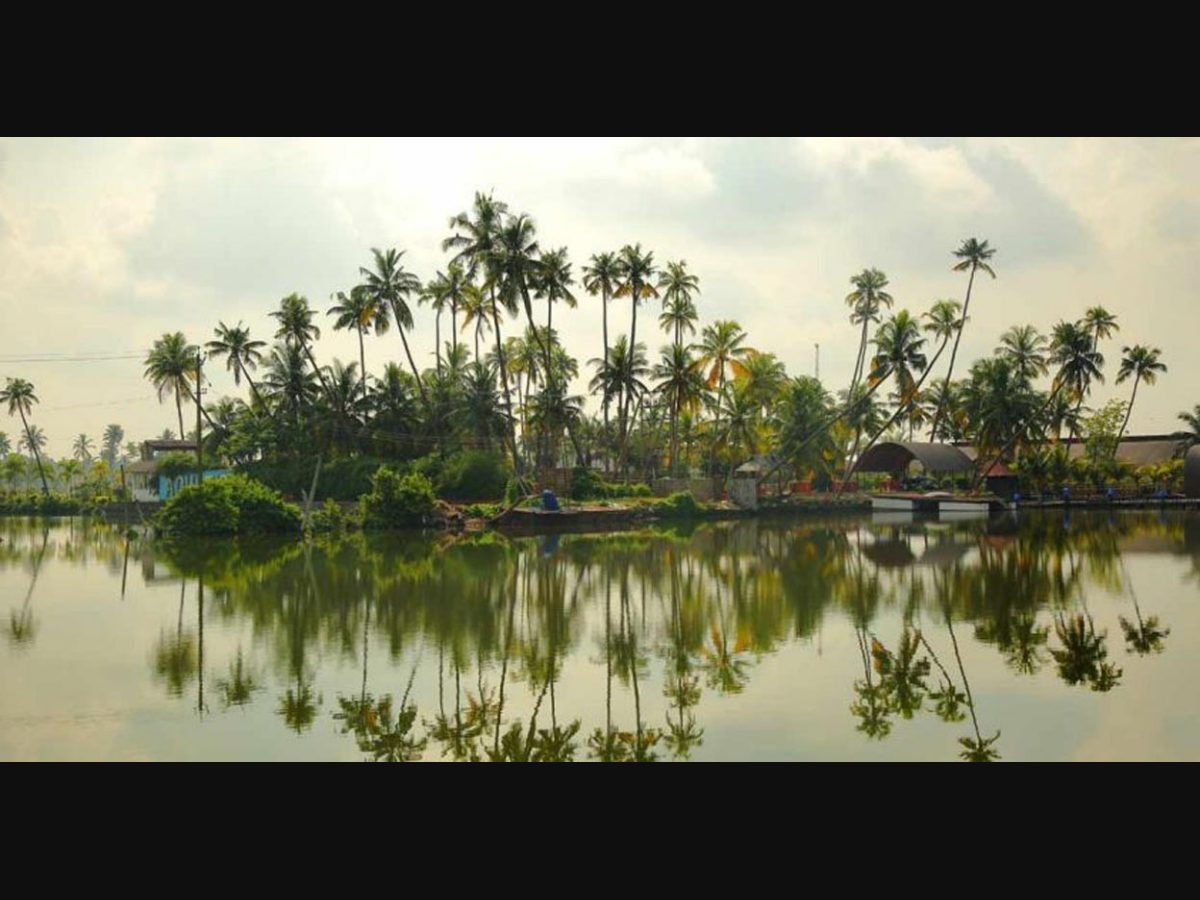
649,490,703,518
359,468,437,529
157,475,302,536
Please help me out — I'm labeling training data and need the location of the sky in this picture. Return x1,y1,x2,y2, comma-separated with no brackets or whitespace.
0,136,1197,458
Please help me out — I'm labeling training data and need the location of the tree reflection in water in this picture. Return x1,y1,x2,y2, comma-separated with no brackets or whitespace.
0,509,1193,761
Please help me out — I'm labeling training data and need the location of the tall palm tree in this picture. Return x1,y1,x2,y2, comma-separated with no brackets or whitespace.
491,214,554,385
328,285,388,400
929,238,996,440
1114,345,1166,450
2,378,49,494
537,247,576,358
847,302,960,482
270,293,335,404
144,332,198,441
583,252,621,439
696,320,753,477
614,244,659,453
1067,306,1119,446
263,341,319,424
72,433,93,463
653,343,706,475
443,192,521,475
458,281,493,364
845,268,894,399
838,309,929,493
357,248,427,410
206,321,268,408
101,424,124,467
658,260,701,350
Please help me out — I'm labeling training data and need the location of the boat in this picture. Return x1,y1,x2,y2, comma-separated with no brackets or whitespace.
869,492,1011,515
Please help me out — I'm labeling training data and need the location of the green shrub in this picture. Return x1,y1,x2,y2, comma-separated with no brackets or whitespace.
504,476,521,506
570,466,604,500
460,502,501,519
360,468,437,529
649,491,701,518
155,452,201,480
0,491,87,516
436,450,510,501
310,498,360,532
157,474,301,536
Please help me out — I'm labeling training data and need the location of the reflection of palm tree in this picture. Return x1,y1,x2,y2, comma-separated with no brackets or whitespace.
1117,561,1169,656
216,648,260,708
5,525,48,647
937,576,1002,761
1051,612,1123,692
153,581,197,697
871,628,931,720
278,677,320,734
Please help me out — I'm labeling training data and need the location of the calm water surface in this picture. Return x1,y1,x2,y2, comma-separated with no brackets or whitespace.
3,510,1199,761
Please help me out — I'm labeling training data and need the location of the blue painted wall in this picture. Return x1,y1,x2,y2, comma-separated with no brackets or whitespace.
158,469,232,500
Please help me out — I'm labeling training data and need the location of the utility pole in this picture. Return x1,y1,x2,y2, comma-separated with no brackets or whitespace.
195,349,204,484
814,343,820,382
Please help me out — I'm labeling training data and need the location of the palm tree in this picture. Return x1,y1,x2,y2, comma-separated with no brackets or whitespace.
270,293,334,403
58,458,83,496
491,214,555,385
537,246,576,355
206,321,268,408
838,309,929,492
589,336,649,461
458,281,494,365
3,379,49,495
357,248,427,410
929,238,996,440
263,341,319,424
696,320,753,478
328,285,388,400
583,252,621,439
144,332,198,440
72,434,93,463
996,324,1049,385
0,433,9,457
1178,405,1200,446
845,268,894,399
614,245,659,453
1114,345,1166,450
653,343,707,475
443,191,521,475
101,424,124,466
658,260,701,350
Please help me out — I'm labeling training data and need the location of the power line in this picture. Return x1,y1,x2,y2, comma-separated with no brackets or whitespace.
0,354,143,363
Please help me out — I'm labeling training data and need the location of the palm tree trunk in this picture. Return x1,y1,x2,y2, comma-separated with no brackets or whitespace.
849,320,868,399
602,289,610,469
1114,377,1140,457
357,329,368,401
175,389,185,442
435,311,442,376
489,293,522,479
930,265,976,441
839,337,951,495
624,291,639,451
18,408,49,495
451,301,458,352
395,324,430,413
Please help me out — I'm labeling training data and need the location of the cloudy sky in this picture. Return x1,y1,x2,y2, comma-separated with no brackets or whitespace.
0,137,1196,457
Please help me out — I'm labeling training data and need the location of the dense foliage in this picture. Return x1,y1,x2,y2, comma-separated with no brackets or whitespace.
359,468,438,529
157,475,302,535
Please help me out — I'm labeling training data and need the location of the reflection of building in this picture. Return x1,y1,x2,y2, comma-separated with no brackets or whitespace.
123,439,197,503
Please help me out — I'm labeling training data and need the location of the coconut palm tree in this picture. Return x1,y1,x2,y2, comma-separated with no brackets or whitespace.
206,321,268,408
929,238,997,440
536,246,576,357
458,281,494,365
845,268,894,399
270,293,334,403
58,458,82,495
101,424,124,466
357,247,427,410
0,433,9,457
696,320,753,477
589,336,649,452
443,192,521,474
838,309,928,492
263,341,319,424
328,285,388,400
996,324,1049,385
2,385,49,491
614,245,659,450
1178,405,1200,445
72,434,93,463
1114,345,1166,450
653,343,707,475
583,251,621,437
658,259,701,350
1064,306,1119,445
144,332,198,440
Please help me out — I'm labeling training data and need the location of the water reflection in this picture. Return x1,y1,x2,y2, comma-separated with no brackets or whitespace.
1,509,1197,761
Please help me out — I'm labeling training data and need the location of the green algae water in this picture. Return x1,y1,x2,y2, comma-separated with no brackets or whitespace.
2,510,1199,761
